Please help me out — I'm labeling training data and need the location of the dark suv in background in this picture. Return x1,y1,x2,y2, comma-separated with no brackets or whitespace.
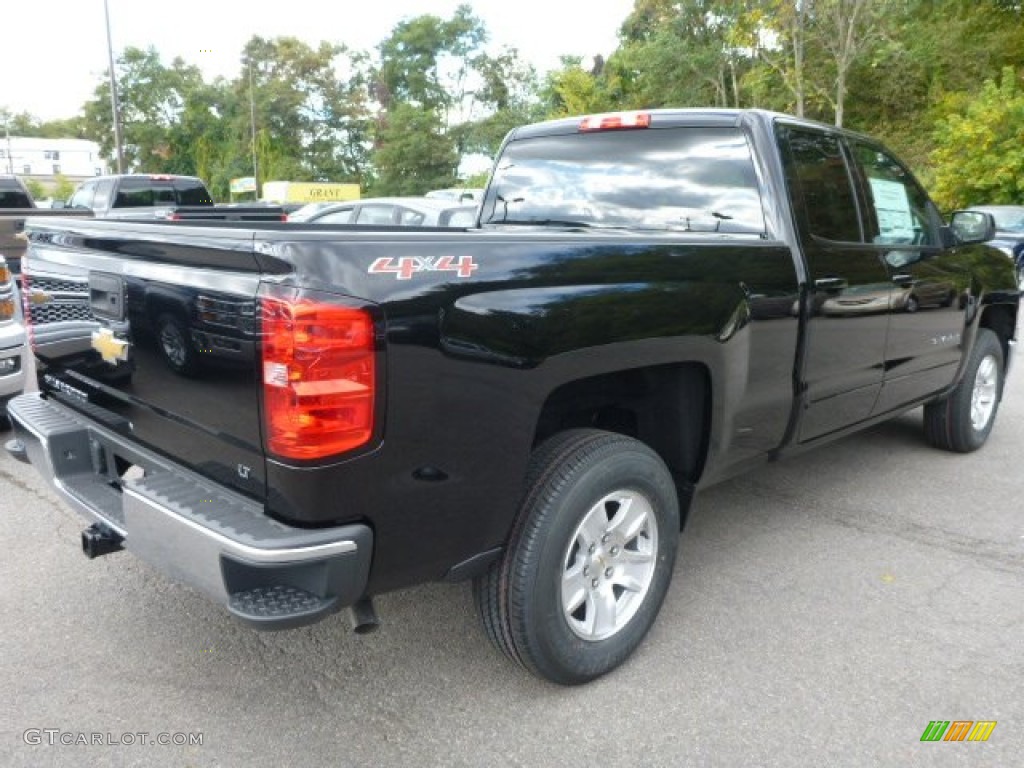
0,176,35,209
967,205,1024,288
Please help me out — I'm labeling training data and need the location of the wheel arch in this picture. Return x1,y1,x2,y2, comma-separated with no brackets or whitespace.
531,362,711,514
978,302,1017,376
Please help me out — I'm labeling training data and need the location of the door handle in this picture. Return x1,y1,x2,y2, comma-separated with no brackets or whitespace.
814,277,848,292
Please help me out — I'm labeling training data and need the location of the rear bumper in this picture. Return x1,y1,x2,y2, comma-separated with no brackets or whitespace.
6,392,372,630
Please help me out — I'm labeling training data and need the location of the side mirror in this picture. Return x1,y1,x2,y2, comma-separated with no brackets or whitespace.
950,210,995,244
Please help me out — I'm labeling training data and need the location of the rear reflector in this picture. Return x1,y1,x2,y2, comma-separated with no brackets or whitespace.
260,293,376,460
579,111,651,132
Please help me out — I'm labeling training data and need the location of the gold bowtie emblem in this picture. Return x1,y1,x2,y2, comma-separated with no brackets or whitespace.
91,328,130,365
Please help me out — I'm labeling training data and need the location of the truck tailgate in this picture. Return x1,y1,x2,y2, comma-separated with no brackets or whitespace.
21,219,267,501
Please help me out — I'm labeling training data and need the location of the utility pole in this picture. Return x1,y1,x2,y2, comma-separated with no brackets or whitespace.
249,59,259,197
4,121,13,175
103,0,124,173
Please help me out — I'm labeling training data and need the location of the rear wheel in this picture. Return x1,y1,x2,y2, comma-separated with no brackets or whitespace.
924,328,1004,452
474,429,679,685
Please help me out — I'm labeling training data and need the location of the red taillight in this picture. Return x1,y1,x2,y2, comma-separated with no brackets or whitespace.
578,111,651,132
260,293,376,460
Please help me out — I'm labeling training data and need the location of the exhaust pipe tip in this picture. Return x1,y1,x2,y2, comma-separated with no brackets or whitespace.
348,597,380,635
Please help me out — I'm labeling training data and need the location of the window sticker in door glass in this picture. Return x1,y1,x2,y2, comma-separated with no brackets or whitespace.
869,178,914,243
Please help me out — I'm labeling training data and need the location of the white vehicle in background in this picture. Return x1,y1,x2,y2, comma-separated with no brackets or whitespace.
425,187,484,203
294,196,479,227
0,255,27,427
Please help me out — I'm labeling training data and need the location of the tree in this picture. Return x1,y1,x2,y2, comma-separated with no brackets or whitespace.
372,6,534,189
51,174,75,201
610,1,760,110
369,104,459,195
930,67,1024,209
754,0,812,116
811,0,891,127
541,56,618,117
240,36,374,186
23,178,46,201
375,3,487,117
82,46,209,171
457,47,541,158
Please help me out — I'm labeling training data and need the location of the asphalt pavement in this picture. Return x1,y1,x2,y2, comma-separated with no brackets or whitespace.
1,368,1022,767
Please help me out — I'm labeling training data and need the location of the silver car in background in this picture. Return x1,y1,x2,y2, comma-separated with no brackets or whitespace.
291,196,479,227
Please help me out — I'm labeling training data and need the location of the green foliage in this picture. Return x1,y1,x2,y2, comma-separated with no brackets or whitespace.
369,104,459,195
23,178,46,201
51,174,75,202
930,67,1024,209
463,170,491,188
0,109,87,139
376,3,486,113
15,0,1022,206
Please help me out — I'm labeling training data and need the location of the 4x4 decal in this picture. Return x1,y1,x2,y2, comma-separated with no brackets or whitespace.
368,255,478,280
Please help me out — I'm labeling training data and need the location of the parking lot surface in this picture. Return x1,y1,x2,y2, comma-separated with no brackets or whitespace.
1,369,1022,767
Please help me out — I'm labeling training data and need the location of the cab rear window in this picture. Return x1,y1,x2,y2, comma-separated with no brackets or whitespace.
0,178,33,208
114,179,212,208
481,127,766,234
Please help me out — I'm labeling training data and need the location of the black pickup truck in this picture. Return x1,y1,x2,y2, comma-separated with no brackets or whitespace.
5,109,1018,685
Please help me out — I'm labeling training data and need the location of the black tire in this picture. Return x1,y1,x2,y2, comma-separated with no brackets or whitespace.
155,312,199,375
473,429,679,685
905,294,919,313
924,328,1004,452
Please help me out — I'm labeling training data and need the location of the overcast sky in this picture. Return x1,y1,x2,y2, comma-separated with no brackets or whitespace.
4,0,636,121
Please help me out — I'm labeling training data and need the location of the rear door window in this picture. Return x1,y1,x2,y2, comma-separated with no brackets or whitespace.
779,128,863,243
396,207,426,226
356,205,397,225
310,207,354,224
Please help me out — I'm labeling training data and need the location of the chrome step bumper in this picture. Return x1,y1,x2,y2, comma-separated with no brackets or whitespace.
6,392,372,630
